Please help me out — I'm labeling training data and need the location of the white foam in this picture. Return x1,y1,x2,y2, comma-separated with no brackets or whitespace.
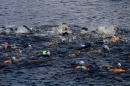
15,26,29,33
34,33,48,36
97,26,116,37
50,24,72,35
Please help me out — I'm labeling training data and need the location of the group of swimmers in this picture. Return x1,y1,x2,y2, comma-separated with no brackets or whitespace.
77,27,130,74
0,24,130,74
74,60,130,74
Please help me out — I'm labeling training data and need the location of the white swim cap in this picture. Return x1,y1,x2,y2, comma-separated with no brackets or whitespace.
30,28,33,30
80,44,85,47
12,56,16,60
103,45,109,51
117,62,121,67
103,45,108,48
61,38,66,41
102,39,107,43
79,61,84,65
47,51,51,55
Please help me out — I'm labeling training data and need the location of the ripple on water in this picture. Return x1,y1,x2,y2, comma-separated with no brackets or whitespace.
0,0,130,86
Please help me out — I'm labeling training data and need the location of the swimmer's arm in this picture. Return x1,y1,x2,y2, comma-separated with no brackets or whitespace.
74,66,80,70
3,60,12,65
82,66,88,70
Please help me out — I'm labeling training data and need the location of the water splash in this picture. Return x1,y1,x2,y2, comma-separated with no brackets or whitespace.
97,26,116,37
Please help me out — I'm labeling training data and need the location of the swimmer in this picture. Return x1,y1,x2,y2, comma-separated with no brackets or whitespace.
62,26,69,36
23,42,32,48
102,45,110,52
79,43,92,50
23,25,33,32
55,23,72,36
2,56,21,65
117,62,121,68
107,67,130,74
108,35,122,43
107,63,130,74
3,42,9,49
80,27,88,35
42,50,51,58
97,26,117,37
63,25,68,31
95,39,108,45
74,61,89,71
61,38,66,42
102,39,108,44
79,44,86,50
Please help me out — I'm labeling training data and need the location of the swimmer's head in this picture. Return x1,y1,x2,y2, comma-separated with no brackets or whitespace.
80,44,85,47
62,25,68,31
103,45,109,49
30,28,33,31
28,42,31,47
11,56,16,61
117,62,121,67
64,26,68,30
79,61,84,65
102,39,108,44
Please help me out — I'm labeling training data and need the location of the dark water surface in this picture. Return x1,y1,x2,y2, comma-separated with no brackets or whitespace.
0,0,130,86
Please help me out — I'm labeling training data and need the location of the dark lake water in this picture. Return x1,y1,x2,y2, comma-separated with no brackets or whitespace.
0,0,130,86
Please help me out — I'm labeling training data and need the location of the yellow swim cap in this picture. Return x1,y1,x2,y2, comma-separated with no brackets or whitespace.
42,50,47,55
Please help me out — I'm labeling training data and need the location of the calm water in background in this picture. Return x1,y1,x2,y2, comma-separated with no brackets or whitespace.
0,0,130,86
0,0,130,29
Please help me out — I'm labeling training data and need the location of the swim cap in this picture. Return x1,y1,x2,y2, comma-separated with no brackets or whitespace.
117,63,121,67
30,28,33,30
12,56,16,61
80,44,85,47
42,50,47,55
61,38,66,42
102,39,107,43
79,61,84,65
103,45,109,50
47,51,51,56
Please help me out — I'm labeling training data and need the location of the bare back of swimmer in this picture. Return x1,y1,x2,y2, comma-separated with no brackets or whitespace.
1,56,21,65
74,61,89,71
